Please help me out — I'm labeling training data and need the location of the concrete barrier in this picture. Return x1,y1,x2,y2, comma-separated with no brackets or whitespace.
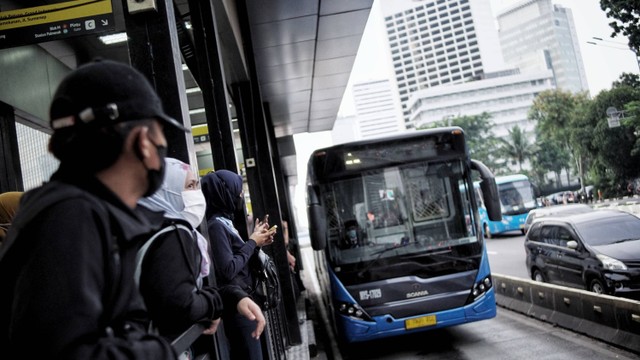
493,274,640,354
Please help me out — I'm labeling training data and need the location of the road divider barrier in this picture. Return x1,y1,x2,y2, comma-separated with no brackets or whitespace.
493,274,640,354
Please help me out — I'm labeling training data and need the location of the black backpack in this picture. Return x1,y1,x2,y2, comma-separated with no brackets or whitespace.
248,249,281,310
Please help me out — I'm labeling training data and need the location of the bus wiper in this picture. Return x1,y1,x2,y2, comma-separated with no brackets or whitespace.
427,251,476,264
357,242,413,278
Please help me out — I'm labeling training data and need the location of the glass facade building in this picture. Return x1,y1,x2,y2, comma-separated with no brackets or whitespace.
497,0,588,94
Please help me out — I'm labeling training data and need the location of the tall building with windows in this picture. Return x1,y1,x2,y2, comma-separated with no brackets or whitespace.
352,79,404,139
496,0,588,93
380,0,505,128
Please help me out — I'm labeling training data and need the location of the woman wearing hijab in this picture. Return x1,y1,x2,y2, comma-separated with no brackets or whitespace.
137,158,265,345
0,191,23,246
201,170,274,360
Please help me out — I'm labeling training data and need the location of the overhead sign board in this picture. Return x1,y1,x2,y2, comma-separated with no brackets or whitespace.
0,0,115,49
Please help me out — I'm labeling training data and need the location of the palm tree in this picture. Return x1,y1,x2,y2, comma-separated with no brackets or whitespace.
498,125,536,172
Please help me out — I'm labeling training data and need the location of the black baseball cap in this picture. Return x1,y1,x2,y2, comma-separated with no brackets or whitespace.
49,59,188,132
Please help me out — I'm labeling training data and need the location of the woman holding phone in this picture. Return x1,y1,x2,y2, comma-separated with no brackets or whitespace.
201,170,275,360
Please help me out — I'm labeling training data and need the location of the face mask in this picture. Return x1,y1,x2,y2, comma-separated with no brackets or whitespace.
142,144,167,197
182,189,206,228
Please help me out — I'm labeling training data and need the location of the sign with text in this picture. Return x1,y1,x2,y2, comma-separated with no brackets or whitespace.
0,0,114,49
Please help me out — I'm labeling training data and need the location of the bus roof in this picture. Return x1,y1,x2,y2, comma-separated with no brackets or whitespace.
472,174,528,188
494,174,528,184
309,126,465,155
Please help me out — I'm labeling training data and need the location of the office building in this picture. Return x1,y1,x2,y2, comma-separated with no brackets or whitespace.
497,0,588,93
380,0,505,127
408,69,555,139
352,79,404,139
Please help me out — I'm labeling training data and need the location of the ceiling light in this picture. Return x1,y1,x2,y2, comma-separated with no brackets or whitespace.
186,87,201,94
99,32,128,45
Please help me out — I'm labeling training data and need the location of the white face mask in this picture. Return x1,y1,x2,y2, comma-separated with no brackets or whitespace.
182,189,206,228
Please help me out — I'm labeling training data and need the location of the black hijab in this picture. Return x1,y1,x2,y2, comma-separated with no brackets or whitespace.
201,170,242,220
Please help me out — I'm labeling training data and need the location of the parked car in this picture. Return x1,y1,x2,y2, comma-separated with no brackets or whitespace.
525,209,640,300
523,204,592,234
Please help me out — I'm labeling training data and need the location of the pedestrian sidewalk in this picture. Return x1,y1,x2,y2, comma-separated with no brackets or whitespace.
284,241,335,360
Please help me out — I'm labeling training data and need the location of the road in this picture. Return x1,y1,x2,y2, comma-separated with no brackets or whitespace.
299,225,640,360
485,231,530,279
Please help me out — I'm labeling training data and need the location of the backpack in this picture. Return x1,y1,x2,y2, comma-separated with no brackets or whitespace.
248,249,281,310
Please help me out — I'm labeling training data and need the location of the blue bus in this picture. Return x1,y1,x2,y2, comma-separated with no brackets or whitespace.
306,127,502,344
475,174,538,238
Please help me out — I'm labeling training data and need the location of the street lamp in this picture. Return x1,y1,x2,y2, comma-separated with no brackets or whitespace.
587,36,640,72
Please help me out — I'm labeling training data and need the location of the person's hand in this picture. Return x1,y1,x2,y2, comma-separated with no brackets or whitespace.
202,318,221,335
237,297,266,339
287,250,296,271
250,217,275,247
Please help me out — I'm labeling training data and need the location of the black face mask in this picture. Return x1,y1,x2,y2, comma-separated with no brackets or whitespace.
136,138,167,197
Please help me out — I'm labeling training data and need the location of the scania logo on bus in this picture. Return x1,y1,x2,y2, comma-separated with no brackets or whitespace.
406,284,429,298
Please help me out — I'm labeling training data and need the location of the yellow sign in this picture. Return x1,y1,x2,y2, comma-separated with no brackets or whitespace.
0,0,114,49
0,0,112,31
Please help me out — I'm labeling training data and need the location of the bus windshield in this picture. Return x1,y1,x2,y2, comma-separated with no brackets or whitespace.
322,159,479,268
498,179,537,215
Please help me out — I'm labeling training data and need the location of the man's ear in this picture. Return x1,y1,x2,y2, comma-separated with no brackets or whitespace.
132,126,150,161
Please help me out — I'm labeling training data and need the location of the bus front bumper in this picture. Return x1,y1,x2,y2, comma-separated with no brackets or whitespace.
336,288,497,343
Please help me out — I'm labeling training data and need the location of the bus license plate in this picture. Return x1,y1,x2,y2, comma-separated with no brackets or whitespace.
405,315,436,330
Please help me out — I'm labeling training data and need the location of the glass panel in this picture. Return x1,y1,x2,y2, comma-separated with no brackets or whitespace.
323,160,478,266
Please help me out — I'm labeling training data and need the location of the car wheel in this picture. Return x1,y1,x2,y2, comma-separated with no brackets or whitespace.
532,269,545,283
589,278,606,294
484,224,492,239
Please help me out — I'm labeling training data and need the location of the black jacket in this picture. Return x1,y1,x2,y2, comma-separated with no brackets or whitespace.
136,215,248,340
0,173,176,359
207,215,257,291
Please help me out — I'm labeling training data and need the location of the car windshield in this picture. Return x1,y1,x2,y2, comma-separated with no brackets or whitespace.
575,215,640,246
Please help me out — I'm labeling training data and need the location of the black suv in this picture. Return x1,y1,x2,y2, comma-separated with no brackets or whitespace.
524,209,640,299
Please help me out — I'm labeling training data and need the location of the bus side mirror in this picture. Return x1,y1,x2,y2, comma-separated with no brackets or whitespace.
307,185,327,250
480,178,502,221
471,159,502,222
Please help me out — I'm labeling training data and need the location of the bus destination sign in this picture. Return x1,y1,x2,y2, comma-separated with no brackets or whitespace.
0,0,115,49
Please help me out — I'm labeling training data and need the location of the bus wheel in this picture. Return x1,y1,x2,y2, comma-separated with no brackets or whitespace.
484,224,492,239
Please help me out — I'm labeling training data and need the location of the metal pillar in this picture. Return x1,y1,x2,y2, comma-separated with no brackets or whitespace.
122,0,194,164
0,102,23,192
233,0,303,348
188,0,238,173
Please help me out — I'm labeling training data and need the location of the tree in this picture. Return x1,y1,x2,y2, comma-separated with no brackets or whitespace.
600,1,640,52
579,78,640,187
531,138,570,189
497,125,535,172
528,89,583,185
418,112,501,171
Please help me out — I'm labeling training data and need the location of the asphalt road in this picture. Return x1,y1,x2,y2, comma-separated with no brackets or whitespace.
485,231,530,279
299,222,640,360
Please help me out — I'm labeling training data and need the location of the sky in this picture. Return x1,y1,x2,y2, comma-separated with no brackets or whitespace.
292,0,639,229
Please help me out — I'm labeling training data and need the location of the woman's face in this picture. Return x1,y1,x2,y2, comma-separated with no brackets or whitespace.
184,168,199,191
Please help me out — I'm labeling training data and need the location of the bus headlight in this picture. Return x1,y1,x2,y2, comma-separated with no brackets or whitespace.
469,275,493,302
336,301,373,321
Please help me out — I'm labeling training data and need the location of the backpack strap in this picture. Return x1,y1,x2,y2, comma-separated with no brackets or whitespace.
134,223,193,288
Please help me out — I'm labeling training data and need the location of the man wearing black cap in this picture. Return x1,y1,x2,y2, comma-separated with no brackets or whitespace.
0,59,187,359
